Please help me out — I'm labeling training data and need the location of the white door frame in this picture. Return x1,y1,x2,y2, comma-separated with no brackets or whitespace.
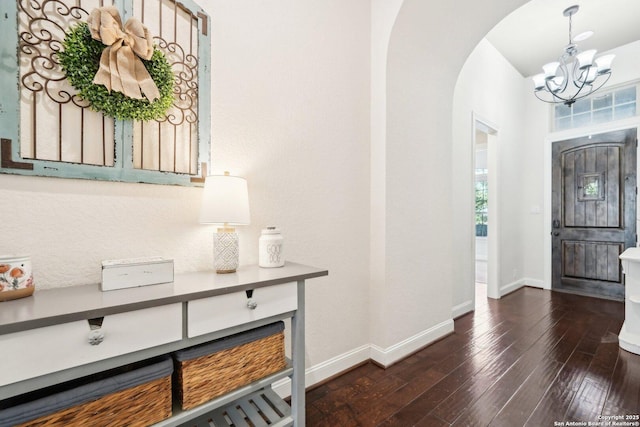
473,113,501,301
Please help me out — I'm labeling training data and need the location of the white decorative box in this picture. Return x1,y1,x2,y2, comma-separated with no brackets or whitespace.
101,257,174,291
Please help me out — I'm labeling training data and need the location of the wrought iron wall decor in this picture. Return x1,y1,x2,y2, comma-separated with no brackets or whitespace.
0,0,211,185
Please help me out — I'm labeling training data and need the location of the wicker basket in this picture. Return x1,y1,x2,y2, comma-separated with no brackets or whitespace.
0,357,173,427
175,321,286,410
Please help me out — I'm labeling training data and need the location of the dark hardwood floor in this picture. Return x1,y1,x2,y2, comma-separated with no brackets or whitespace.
306,285,640,426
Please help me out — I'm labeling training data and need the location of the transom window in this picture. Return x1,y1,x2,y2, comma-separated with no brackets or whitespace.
553,85,637,132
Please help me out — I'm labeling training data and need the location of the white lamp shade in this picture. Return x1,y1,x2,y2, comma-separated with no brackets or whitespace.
532,74,546,90
596,54,615,74
200,174,250,225
576,49,597,70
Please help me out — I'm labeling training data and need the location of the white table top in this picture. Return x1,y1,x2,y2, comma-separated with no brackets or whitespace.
620,247,640,262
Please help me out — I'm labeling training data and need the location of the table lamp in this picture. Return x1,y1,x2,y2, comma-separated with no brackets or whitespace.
199,172,250,273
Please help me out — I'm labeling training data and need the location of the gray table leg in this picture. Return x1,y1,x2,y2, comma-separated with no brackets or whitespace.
291,279,305,426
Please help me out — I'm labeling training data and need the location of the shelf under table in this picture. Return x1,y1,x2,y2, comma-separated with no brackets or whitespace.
180,388,293,427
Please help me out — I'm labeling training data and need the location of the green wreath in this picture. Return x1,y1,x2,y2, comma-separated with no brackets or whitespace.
59,23,174,121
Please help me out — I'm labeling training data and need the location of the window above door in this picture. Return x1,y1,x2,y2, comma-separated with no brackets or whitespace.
553,84,637,132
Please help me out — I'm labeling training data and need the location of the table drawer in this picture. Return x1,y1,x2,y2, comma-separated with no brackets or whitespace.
187,282,297,338
0,303,182,387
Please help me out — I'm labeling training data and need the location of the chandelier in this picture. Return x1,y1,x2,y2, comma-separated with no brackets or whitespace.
532,5,615,106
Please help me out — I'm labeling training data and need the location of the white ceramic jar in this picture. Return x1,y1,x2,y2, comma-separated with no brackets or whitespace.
259,227,285,268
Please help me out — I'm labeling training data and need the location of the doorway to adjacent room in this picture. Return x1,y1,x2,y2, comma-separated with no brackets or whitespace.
474,118,499,304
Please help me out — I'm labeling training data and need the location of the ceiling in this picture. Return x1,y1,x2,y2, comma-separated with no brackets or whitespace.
485,0,640,78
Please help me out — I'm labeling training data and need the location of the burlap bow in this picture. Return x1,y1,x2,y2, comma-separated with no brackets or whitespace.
87,7,160,102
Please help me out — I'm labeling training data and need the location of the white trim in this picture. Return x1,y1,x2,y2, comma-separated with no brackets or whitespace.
521,278,545,289
369,319,454,368
472,112,501,303
499,279,525,297
272,344,370,398
452,300,474,318
498,278,546,296
273,319,454,397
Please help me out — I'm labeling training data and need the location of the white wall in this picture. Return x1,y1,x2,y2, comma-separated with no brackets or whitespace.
378,0,528,353
208,0,372,372
451,38,527,312
0,0,372,384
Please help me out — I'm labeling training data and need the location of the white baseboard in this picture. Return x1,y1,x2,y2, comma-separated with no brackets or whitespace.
499,279,526,296
272,319,454,397
521,277,545,289
272,344,370,398
499,277,546,297
452,300,474,318
369,318,454,368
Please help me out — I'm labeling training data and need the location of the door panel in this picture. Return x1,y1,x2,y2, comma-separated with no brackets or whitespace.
562,241,623,282
563,146,621,228
552,129,636,300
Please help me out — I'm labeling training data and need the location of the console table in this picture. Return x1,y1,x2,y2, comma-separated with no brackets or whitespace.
0,262,327,426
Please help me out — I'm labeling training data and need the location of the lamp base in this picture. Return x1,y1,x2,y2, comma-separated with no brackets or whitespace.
214,227,239,274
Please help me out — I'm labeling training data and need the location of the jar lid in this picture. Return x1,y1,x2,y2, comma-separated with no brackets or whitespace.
261,226,281,234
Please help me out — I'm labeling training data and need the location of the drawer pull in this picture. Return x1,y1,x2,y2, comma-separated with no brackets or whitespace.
88,329,105,345
87,317,105,345
247,298,258,310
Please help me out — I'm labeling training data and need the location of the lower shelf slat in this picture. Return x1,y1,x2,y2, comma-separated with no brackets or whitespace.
177,388,292,427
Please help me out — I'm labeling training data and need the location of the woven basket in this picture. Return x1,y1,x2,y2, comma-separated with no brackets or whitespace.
1,357,173,427
176,322,286,410
15,376,171,427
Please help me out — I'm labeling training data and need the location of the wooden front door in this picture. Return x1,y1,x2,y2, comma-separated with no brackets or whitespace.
551,129,637,300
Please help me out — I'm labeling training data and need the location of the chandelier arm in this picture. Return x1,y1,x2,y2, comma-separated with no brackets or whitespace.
537,72,612,106
539,83,574,104
557,62,570,91
570,65,592,93
542,64,570,102
586,72,612,95
548,91,572,104
534,90,570,105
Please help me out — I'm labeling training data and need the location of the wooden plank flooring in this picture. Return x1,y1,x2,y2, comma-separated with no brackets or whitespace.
306,286,640,426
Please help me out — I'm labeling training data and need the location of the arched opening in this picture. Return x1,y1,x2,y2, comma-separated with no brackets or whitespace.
381,0,640,330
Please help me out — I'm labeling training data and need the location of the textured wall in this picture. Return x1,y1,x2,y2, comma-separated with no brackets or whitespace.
207,0,372,369
0,175,209,288
0,0,371,374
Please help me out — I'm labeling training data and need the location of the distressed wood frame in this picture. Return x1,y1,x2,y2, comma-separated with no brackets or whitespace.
0,0,211,186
